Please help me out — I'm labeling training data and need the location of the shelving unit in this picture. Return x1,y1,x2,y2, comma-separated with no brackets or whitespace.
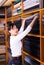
0,7,7,65
5,0,44,65
22,9,44,65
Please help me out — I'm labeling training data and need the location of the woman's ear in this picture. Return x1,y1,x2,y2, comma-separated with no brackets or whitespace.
9,29,12,34
9,30,11,33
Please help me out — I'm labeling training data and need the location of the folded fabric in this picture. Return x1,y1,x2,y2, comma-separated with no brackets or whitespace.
23,0,39,10
24,56,31,64
22,13,39,20
24,56,40,65
24,5,39,13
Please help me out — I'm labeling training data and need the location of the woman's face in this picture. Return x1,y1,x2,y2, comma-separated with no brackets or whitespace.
13,25,18,35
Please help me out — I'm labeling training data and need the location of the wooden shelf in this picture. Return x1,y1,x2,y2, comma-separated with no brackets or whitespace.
6,17,12,22
0,64,6,65
0,41,5,44
13,14,21,21
41,36,44,38
6,8,44,22
27,34,40,37
0,52,6,55
6,15,21,21
0,59,6,62
13,14,21,18
22,51,44,64
0,29,5,31
6,9,41,21
22,9,40,16
0,18,5,20
41,8,44,11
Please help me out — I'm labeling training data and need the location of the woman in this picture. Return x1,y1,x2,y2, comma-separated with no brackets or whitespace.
8,16,38,65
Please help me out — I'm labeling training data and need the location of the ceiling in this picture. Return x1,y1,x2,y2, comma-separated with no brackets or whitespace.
0,0,16,6
0,0,7,6
3,0,16,6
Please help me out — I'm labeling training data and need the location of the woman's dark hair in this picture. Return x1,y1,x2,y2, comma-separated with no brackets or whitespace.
12,22,21,31
8,19,21,30
12,23,16,28
7,21,12,30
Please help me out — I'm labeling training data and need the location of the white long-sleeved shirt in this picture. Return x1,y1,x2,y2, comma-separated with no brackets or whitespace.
10,25,32,57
